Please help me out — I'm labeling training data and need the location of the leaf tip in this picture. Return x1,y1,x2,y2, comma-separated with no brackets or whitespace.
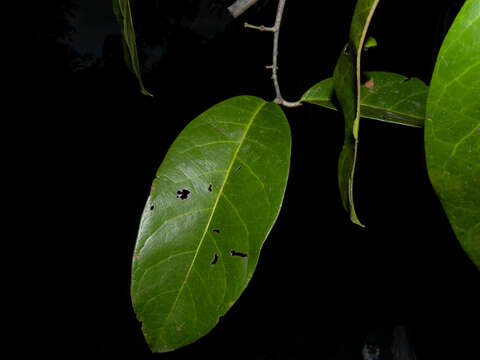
141,88,154,97
351,216,365,228
349,207,364,228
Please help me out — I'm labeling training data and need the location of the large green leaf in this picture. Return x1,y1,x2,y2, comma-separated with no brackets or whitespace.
112,0,152,96
131,96,291,352
425,0,480,270
301,72,427,128
333,0,380,226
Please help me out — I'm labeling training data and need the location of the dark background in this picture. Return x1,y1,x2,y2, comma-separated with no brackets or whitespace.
4,0,479,358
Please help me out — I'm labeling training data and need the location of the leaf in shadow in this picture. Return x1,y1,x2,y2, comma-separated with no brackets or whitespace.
333,0,380,226
113,0,152,96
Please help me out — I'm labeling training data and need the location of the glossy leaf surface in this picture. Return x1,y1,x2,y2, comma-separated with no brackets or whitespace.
333,0,380,226
302,72,427,128
425,0,480,270
112,0,152,96
131,96,291,352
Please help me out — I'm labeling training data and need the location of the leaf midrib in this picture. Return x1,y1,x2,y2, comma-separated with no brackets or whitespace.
155,100,267,348
349,0,380,226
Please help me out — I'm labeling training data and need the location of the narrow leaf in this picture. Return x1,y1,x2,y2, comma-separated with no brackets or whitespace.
333,0,380,226
113,0,152,96
301,72,427,128
425,0,480,270
131,96,291,352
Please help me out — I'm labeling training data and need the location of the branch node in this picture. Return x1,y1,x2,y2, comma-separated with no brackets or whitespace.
275,98,302,108
244,23,275,32
244,0,299,108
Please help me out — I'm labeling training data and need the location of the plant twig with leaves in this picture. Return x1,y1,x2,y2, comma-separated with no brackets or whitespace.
114,0,480,353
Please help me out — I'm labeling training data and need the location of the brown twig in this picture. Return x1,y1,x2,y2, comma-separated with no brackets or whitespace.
244,0,301,108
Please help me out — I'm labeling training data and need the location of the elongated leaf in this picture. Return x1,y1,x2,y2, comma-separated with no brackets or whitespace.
301,72,427,128
131,96,291,352
113,0,152,96
333,0,380,226
425,0,480,270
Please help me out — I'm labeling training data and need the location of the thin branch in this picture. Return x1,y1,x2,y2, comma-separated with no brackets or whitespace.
228,0,260,18
244,23,275,32
244,0,301,108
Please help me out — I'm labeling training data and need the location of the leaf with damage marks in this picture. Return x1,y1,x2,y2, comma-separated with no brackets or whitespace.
333,0,380,226
301,72,427,128
112,0,152,96
425,0,480,270
131,96,291,352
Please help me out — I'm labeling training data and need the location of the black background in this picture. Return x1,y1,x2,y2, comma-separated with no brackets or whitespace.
5,0,479,358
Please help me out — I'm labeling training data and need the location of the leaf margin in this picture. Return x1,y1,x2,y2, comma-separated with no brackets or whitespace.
424,0,480,270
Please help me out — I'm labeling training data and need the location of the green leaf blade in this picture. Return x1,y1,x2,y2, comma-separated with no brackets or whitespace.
364,36,377,48
333,0,380,226
334,46,359,223
113,0,152,96
425,0,480,270
301,72,427,128
301,77,337,111
131,96,291,352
